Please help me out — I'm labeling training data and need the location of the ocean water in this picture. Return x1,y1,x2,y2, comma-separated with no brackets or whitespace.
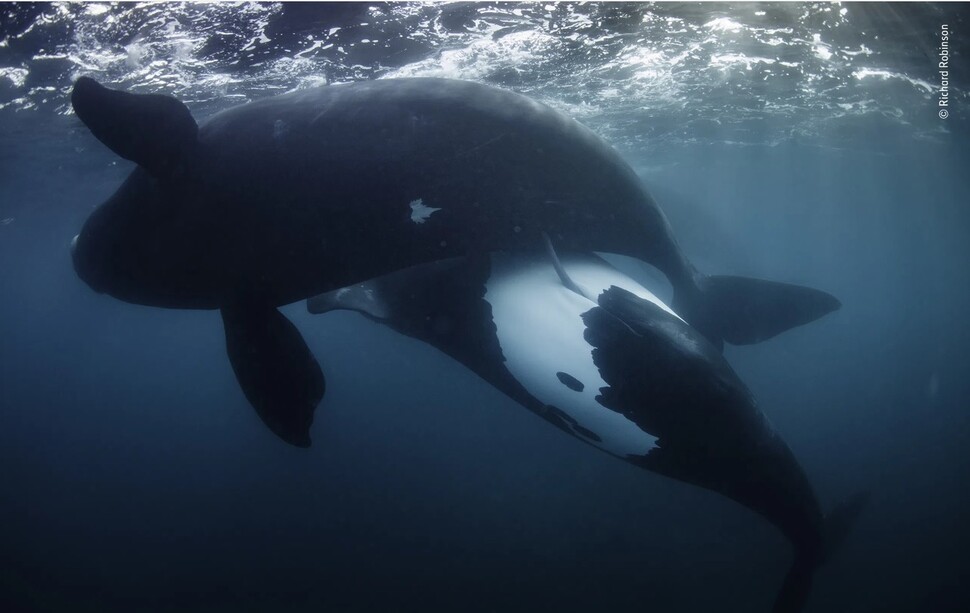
1,3,968,612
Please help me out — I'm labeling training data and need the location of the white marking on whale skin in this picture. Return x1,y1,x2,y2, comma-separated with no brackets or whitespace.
485,253,665,458
409,198,442,224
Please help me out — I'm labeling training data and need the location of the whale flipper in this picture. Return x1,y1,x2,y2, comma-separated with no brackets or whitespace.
71,76,198,178
306,257,511,382
307,257,485,331
676,274,842,350
221,305,324,447
306,283,392,321
581,286,750,455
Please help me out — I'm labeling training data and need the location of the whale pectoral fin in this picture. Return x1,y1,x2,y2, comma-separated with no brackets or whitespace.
307,257,497,371
307,283,390,320
221,304,324,448
585,285,751,446
306,257,478,327
71,76,198,178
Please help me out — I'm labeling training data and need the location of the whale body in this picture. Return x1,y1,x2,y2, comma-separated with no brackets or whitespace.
308,250,866,613
69,77,840,446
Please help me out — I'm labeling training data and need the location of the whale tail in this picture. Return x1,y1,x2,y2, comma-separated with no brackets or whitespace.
773,491,870,613
674,273,842,350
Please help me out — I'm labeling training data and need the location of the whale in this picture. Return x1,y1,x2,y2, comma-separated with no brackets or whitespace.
307,245,866,613
69,76,840,446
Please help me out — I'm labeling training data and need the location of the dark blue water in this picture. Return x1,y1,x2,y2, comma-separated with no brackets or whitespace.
2,3,968,612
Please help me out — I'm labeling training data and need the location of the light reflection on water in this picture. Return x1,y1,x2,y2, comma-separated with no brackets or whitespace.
0,2,963,151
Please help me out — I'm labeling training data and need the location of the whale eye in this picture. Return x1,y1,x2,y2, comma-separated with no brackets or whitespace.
556,371,584,392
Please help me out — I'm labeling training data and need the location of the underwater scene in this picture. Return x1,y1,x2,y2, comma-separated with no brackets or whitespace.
1,2,968,612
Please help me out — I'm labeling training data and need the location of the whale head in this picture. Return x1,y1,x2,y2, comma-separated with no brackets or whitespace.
70,77,222,308
71,165,221,307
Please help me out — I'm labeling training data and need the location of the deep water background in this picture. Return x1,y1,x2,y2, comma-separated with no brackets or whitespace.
2,3,969,612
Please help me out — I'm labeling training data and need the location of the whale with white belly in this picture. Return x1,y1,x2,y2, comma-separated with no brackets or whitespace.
308,250,867,613
69,76,842,447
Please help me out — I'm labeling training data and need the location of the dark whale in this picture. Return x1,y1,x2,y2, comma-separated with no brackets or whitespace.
69,76,840,446
308,249,866,613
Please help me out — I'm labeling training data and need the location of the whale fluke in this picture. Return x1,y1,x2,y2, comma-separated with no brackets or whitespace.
676,274,842,350
772,491,869,613
71,76,198,178
221,304,324,447
821,490,870,563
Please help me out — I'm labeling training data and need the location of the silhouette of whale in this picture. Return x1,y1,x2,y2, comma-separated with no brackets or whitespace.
309,247,866,613
70,76,839,446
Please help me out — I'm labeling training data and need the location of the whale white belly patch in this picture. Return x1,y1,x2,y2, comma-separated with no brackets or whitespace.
485,253,663,457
